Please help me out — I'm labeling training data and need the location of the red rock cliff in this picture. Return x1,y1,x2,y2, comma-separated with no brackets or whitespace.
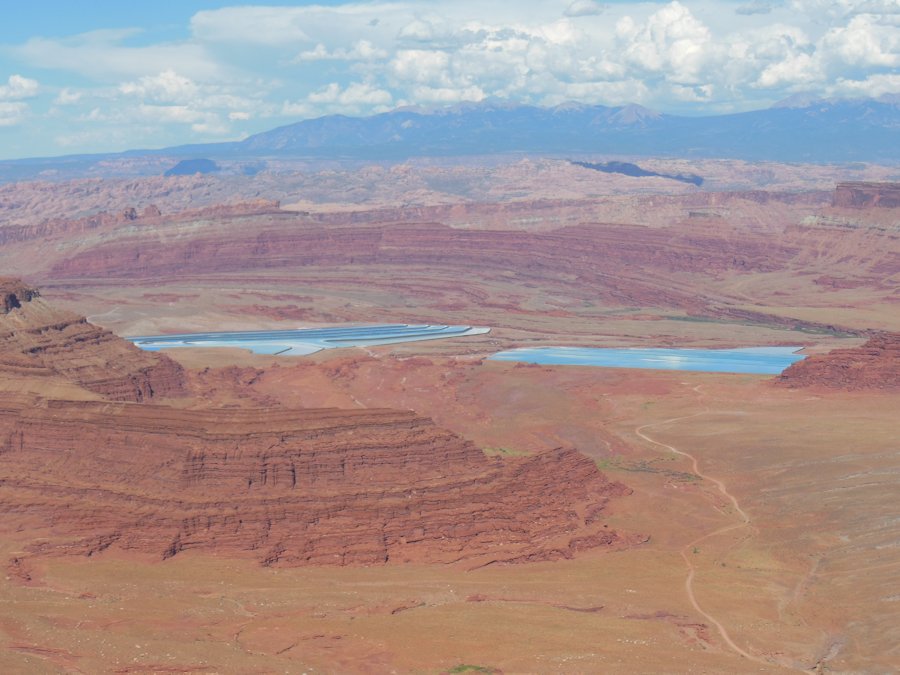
777,333,900,391
0,277,185,401
832,182,900,209
0,396,635,567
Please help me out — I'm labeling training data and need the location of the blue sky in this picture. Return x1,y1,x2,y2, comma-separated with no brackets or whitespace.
1,0,897,159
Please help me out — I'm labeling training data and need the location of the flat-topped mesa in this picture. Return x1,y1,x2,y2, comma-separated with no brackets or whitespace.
777,333,900,391
0,397,637,567
833,182,900,209
0,277,185,402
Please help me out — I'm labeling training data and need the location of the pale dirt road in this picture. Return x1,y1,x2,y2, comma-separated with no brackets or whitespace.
635,405,792,671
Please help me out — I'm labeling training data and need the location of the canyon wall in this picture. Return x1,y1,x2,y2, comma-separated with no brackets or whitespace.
44,215,808,321
0,281,636,568
833,182,900,209
0,278,185,402
0,396,635,567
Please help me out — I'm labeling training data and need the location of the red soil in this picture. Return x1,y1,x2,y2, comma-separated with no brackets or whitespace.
778,333,900,391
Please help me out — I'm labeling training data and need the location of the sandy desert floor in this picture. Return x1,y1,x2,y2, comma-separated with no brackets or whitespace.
1,344,896,673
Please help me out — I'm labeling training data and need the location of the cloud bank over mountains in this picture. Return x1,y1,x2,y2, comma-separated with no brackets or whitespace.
1,0,898,157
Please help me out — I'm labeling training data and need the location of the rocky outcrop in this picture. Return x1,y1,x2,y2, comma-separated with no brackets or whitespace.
777,333,900,391
1,278,39,313
0,278,185,401
47,217,804,319
833,182,900,209
0,281,637,569
0,396,636,567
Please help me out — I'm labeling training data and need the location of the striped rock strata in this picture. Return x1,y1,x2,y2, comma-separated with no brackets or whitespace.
0,397,636,567
0,277,185,402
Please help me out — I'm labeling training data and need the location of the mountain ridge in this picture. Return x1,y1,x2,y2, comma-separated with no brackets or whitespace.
0,97,897,182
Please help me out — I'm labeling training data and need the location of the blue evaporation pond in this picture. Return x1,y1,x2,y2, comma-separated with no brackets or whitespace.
488,346,806,375
129,324,490,356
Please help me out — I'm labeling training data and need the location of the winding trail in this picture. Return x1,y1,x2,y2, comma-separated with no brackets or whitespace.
635,405,776,669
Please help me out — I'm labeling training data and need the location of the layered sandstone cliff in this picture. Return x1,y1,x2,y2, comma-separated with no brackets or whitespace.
833,182,900,209
777,333,900,391
0,278,185,401
0,283,636,568
0,396,634,567
46,216,804,319
50,218,799,281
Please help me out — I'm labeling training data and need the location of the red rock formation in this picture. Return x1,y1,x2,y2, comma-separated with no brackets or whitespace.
833,182,900,209
51,219,799,281
0,396,636,567
0,278,185,402
1,278,39,313
777,333,900,391
47,216,805,320
141,204,162,218
0,282,637,568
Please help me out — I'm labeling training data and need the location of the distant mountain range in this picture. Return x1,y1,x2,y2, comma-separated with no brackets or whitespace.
2,97,898,182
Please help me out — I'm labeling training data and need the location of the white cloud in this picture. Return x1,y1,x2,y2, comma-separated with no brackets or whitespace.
389,50,452,86
191,6,311,44
135,104,230,135
0,75,39,100
281,100,313,117
820,14,899,68
112,69,273,135
564,0,607,18
15,31,222,80
0,102,28,126
671,82,714,100
54,88,82,105
790,0,900,19
0,76,37,127
409,84,486,104
296,39,388,62
756,51,820,87
398,19,438,42
827,71,900,97
119,70,199,104
309,81,392,107
736,1,777,15
137,104,206,124
617,2,713,84
191,3,414,46
542,78,650,106
81,107,107,122
180,1,900,115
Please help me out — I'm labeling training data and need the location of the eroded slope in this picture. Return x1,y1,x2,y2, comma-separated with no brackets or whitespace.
778,332,900,390
0,283,636,570
0,278,185,401
0,396,634,568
